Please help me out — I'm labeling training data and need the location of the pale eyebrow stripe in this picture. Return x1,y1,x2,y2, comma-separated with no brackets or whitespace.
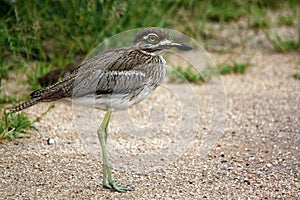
143,33,159,40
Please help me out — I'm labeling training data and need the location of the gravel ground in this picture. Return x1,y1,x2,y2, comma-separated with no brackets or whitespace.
1,50,299,199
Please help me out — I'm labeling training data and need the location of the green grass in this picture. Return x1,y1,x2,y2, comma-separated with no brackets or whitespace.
1,0,296,62
218,61,252,75
249,4,271,29
0,102,55,141
272,37,299,52
0,95,18,104
278,15,295,26
0,0,297,84
293,73,300,79
204,1,246,22
293,62,300,80
168,61,252,83
0,110,37,141
266,32,300,52
26,62,52,91
0,61,9,80
168,65,206,84
1,0,296,87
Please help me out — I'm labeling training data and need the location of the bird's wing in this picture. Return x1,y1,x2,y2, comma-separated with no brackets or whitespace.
73,68,147,98
30,48,149,101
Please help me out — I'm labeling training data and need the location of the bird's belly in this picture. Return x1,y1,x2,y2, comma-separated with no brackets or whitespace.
72,86,153,111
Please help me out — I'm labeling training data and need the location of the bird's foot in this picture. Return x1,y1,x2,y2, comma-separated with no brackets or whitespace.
103,180,134,192
102,164,134,192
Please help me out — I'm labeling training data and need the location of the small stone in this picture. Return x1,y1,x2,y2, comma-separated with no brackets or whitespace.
47,138,55,145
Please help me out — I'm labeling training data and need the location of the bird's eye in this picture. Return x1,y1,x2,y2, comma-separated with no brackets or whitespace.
147,34,158,43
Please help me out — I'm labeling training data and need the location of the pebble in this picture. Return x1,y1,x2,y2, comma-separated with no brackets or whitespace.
47,138,55,145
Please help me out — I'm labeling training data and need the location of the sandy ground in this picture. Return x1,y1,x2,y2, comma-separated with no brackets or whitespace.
1,49,300,199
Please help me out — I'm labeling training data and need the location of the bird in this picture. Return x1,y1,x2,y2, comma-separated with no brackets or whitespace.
10,27,192,192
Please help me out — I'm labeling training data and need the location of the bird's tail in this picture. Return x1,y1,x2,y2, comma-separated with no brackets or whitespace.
10,97,43,113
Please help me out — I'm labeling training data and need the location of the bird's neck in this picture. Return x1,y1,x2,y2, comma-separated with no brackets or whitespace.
138,48,167,57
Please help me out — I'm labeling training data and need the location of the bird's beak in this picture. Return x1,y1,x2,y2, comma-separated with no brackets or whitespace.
171,42,193,51
163,40,192,51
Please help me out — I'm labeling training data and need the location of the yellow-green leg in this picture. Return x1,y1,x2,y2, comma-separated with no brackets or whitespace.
97,110,134,192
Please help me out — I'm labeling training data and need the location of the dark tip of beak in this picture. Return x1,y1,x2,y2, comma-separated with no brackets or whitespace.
176,44,193,51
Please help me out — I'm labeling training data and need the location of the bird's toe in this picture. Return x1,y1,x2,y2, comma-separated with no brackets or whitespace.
111,183,134,192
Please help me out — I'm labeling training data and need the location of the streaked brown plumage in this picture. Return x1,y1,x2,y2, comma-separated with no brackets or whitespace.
11,28,177,112
11,27,192,192
11,47,166,112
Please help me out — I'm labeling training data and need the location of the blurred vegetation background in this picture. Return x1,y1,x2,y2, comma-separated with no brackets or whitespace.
1,0,299,66
0,0,299,140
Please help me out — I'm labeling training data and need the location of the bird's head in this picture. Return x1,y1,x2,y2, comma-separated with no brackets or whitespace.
133,28,192,55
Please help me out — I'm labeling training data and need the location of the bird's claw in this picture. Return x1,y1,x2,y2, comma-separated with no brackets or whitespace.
103,181,134,192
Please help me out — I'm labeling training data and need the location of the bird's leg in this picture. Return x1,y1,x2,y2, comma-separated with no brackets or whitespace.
97,111,111,189
97,110,134,192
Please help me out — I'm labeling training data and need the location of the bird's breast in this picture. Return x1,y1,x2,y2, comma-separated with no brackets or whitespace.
72,54,167,111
